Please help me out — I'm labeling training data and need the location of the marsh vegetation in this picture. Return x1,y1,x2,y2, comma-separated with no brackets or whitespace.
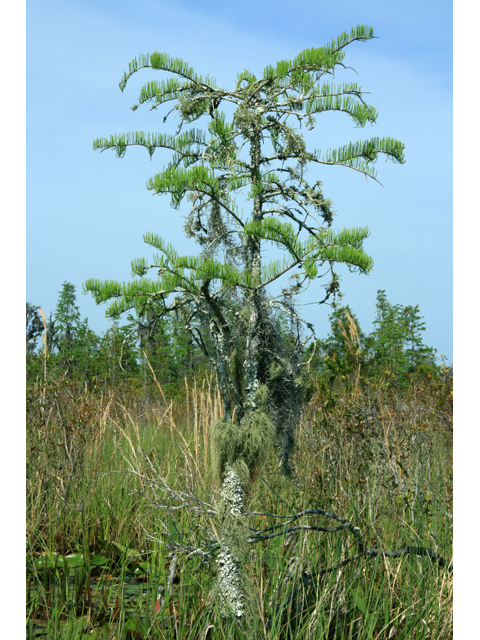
26,364,452,639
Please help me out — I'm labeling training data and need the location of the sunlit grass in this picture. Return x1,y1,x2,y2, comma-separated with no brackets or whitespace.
26,374,452,639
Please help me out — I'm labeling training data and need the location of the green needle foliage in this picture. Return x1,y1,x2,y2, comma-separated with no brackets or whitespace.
85,24,405,629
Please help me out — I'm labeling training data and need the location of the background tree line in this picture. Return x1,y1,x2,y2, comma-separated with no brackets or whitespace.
26,281,211,397
308,289,444,399
27,281,445,397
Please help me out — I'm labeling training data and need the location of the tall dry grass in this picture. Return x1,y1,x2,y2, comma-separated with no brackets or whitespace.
26,372,452,639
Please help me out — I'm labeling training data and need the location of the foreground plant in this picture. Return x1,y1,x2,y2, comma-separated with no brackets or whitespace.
26,373,452,639
85,24,406,629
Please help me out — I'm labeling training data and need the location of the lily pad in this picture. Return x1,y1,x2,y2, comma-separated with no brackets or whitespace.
64,553,85,568
109,541,141,560
90,554,110,567
34,552,66,570
32,551,110,572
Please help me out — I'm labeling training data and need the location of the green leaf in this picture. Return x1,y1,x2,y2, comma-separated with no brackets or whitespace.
124,618,147,634
85,623,109,639
243,218,301,257
92,129,207,160
351,586,369,616
263,25,375,82
109,541,142,559
312,137,405,180
34,552,66,570
305,94,378,127
32,551,109,571
119,51,218,93
134,77,192,110
63,553,85,569
90,554,110,567
143,232,179,259
147,164,218,209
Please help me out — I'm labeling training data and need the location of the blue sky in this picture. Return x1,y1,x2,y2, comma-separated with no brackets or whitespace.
26,0,453,360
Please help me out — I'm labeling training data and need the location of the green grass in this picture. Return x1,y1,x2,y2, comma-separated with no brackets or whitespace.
26,375,452,639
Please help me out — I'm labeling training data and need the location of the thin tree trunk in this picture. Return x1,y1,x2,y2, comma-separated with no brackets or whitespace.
216,464,249,622
214,115,263,630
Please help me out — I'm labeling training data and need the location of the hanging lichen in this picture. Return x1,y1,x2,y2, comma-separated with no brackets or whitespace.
215,464,254,629
211,385,274,485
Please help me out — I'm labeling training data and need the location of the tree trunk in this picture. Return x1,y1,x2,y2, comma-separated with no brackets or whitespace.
216,464,250,624
214,115,264,631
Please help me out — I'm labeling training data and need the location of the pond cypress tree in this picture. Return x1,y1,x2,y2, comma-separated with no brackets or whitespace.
401,304,436,373
85,25,404,628
370,290,437,384
54,282,83,376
